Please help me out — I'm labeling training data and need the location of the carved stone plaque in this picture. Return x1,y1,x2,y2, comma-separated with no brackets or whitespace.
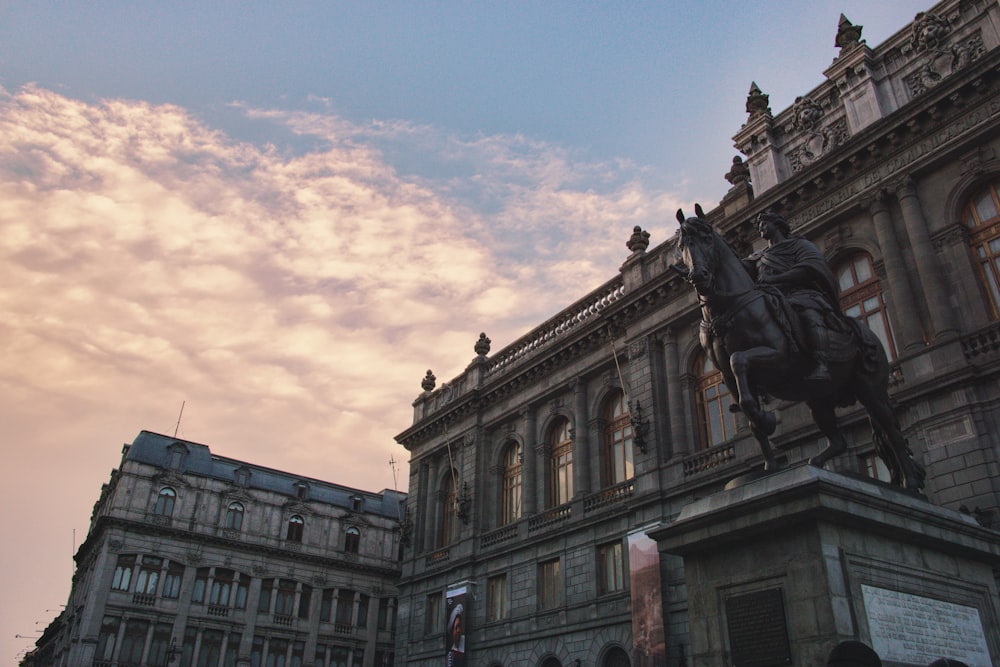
724,587,792,667
862,584,992,666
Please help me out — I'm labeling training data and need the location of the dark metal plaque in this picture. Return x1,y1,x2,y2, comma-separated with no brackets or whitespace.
724,587,792,667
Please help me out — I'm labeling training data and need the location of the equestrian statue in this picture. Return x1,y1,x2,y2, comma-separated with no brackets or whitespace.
672,205,925,492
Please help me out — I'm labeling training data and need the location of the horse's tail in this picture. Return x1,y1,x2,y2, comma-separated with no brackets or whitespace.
871,414,926,492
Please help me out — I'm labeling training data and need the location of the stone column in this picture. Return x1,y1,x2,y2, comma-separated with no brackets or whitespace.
895,176,958,340
866,191,925,351
572,379,591,496
663,327,686,458
416,461,430,553
523,407,538,516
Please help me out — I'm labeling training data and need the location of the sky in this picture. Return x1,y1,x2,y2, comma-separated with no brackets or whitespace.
0,1,928,662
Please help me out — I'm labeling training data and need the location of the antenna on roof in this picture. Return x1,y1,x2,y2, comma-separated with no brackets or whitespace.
173,401,186,438
389,455,403,522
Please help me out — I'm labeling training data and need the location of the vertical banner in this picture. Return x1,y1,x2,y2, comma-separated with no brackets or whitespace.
628,530,667,667
445,586,467,667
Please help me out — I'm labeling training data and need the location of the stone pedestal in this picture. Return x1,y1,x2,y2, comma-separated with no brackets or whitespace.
649,465,1000,667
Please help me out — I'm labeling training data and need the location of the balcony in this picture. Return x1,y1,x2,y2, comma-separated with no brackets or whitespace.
584,479,635,514
682,443,736,477
273,614,295,627
480,524,518,549
528,504,571,533
132,593,156,607
424,548,450,566
207,604,230,617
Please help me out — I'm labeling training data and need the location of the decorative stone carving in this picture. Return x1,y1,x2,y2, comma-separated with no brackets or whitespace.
421,370,436,392
745,82,771,118
905,12,985,97
627,226,651,254
789,118,848,172
793,96,825,133
725,156,751,187
474,332,491,357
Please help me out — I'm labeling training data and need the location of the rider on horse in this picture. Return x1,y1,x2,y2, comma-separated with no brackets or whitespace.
742,212,842,384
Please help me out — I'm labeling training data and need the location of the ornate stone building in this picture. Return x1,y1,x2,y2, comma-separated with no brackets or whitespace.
33,431,405,667
395,1,1000,665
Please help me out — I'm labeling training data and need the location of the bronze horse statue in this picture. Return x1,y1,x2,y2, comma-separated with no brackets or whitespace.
673,205,925,492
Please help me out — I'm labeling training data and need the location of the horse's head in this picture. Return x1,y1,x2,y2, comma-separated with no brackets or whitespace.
673,204,718,294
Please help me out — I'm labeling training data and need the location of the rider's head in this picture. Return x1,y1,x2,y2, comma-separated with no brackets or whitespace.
756,211,791,239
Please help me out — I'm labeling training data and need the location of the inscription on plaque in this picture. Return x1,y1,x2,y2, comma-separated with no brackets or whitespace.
724,588,792,667
862,585,992,666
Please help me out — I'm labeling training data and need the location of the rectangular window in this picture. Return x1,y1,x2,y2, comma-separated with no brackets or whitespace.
291,641,305,667
235,574,250,609
191,567,210,604
487,574,508,622
357,593,369,628
425,592,442,635
119,619,149,665
538,558,562,611
136,555,162,595
336,589,355,626
162,561,184,599
251,636,264,667
275,579,297,616
258,579,274,614
147,623,173,666
320,589,334,622
298,584,312,619
111,554,135,591
96,616,120,662
351,649,364,667
224,633,241,667
377,597,394,631
597,541,625,595
197,630,224,667
180,626,197,667
210,568,234,606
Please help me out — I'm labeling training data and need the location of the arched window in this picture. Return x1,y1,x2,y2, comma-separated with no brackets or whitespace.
440,474,459,547
286,515,304,542
695,354,739,448
603,390,634,486
602,646,631,667
963,177,1000,318
549,418,573,506
501,442,522,526
153,487,176,517
224,502,244,530
837,252,897,360
345,526,361,554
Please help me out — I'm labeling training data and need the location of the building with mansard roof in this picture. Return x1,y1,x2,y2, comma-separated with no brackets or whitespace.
394,2,1000,665
31,431,405,667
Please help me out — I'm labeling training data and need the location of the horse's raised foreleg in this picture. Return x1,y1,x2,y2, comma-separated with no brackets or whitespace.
730,346,782,435
806,400,848,468
729,346,784,470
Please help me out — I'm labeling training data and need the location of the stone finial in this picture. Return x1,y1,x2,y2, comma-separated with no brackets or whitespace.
421,369,436,392
835,14,863,50
626,226,650,254
474,332,491,356
725,156,751,186
745,82,771,118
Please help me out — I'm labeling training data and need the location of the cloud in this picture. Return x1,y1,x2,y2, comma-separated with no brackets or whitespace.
0,82,685,495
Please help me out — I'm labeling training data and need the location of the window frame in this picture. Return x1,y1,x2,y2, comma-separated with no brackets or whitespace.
597,541,626,596
694,354,739,449
836,252,897,360
549,419,574,507
537,558,563,611
500,442,522,526
603,390,635,486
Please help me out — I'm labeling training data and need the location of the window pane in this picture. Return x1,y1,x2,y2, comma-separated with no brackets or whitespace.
975,190,999,222
853,256,872,282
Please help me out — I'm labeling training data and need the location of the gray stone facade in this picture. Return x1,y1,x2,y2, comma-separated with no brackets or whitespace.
396,2,1000,665
34,431,405,667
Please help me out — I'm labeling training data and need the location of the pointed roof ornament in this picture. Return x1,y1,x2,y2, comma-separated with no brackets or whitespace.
835,14,864,50
745,82,771,119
